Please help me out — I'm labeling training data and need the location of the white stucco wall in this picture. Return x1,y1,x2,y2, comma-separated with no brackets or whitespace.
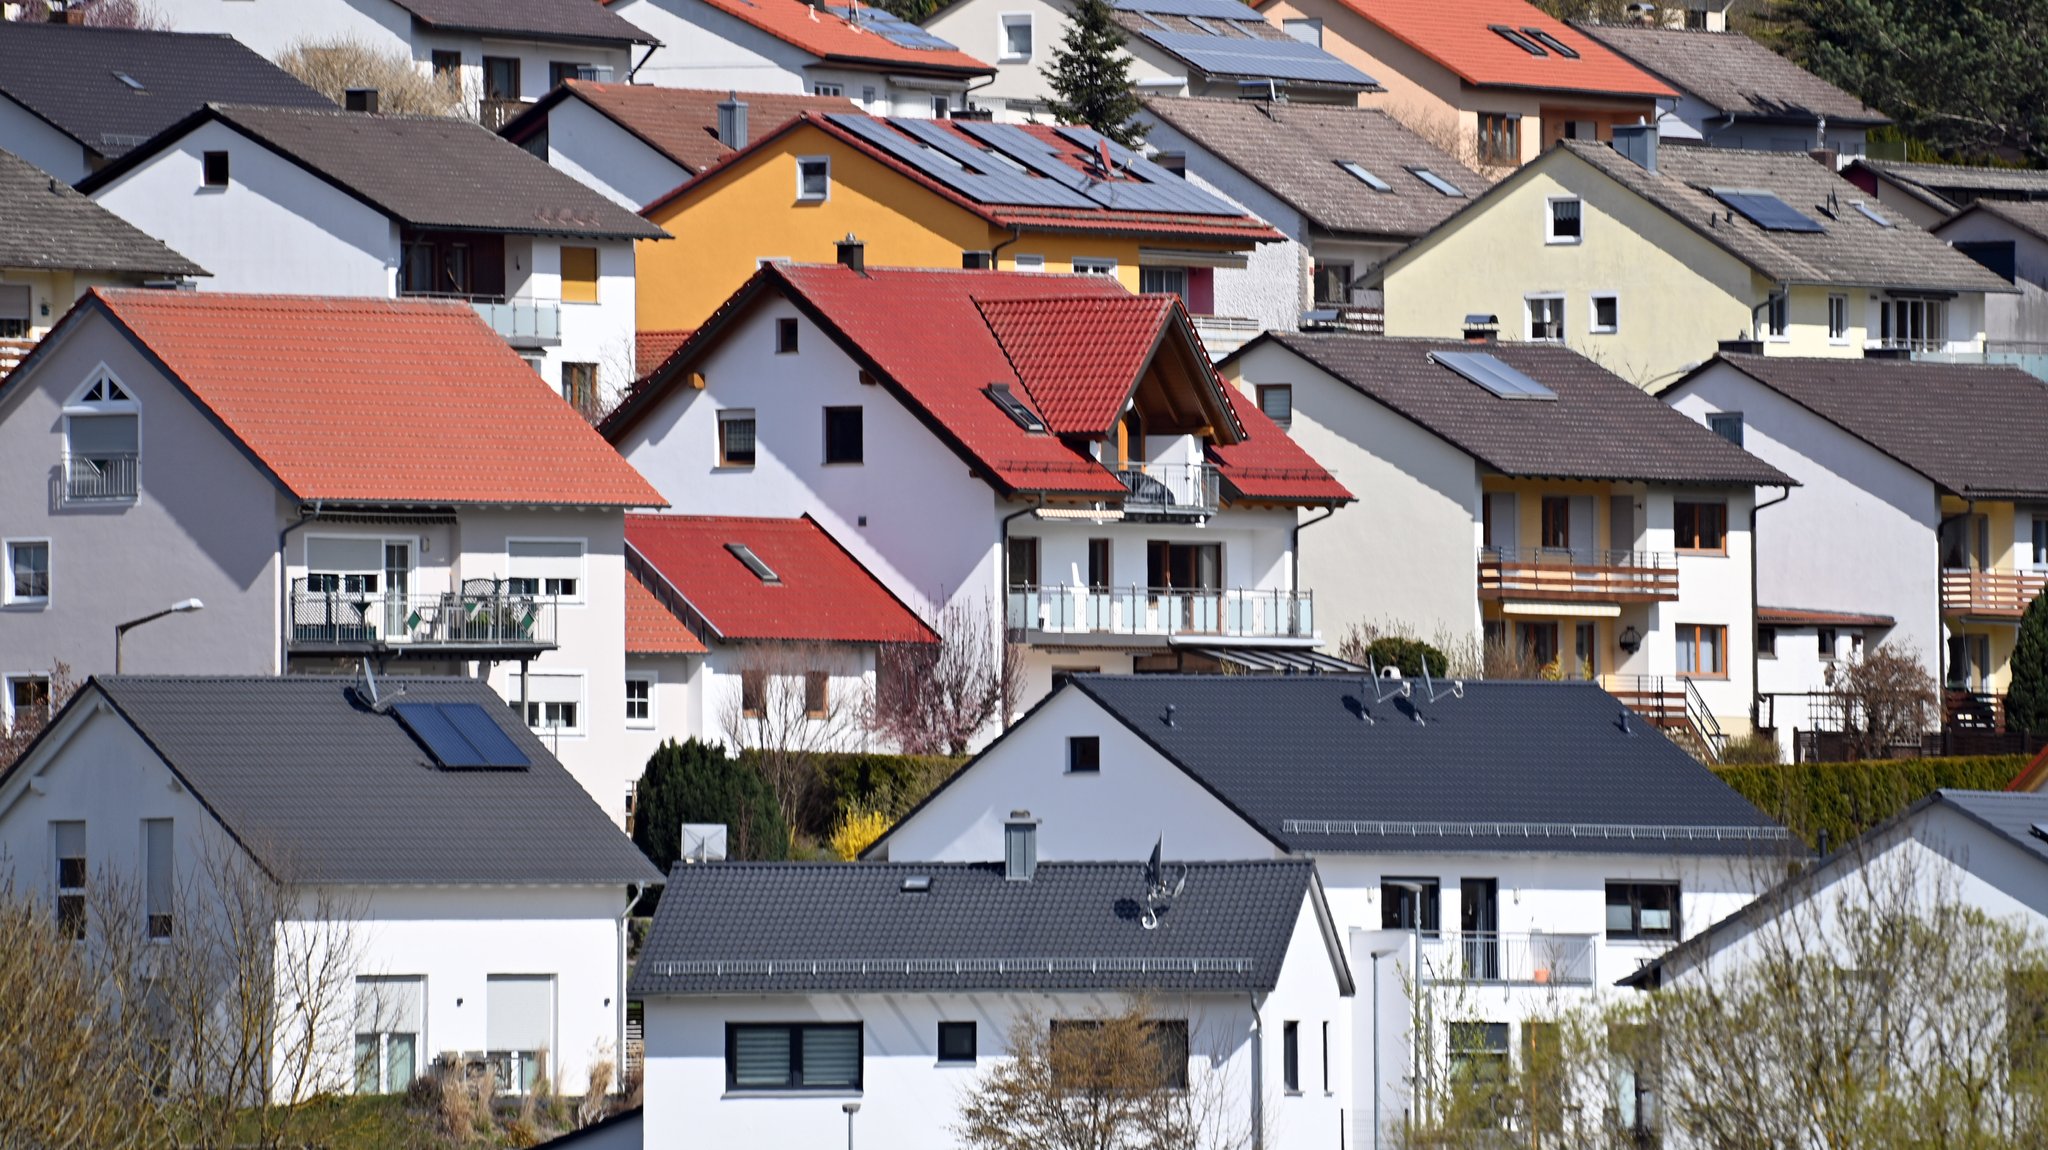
0,94,90,184
539,97,692,212
1935,210,2048,348
154,0,414,59
623,652,706,776
1137,115,1311,331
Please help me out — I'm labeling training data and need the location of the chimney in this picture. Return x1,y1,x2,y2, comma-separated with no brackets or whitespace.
716,92,749,150
345,88,380,115
836,233,866,275
1462,313,1499,343
50,4,85,23
1004,811,1039,881
1809,146,1839,171
1611,120,1658,173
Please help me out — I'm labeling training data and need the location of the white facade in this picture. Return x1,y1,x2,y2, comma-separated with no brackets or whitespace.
1652,93,1869,162
1935,208,2048,350
526,96,692,212
0,93,93,184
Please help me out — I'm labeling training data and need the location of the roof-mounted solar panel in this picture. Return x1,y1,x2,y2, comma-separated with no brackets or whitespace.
1488,25,1546,55
1409,167,1465,197
1138,30,1379,85
725,542,781,584
1430,350,1558,401
987,383,1047,433
1339,161,1391,191
1853,201,1894,227
1710,188,1825,232
824,4,963,50
393,702,530,770
1048,124,1257,214
1522,28,1579,58
1112,0,1264,18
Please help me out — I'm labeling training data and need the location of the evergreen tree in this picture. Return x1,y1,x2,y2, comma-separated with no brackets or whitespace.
2010,593,2048,735
1045,0,1146,148
631,738,791,876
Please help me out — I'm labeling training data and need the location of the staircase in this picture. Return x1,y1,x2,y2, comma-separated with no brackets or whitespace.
1604,675,1724,763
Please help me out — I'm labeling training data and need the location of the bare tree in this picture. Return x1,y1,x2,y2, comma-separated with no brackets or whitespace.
276,36,465,117
8,0,169,27
872,596,1023,756
0,659,78,769
720,641,872,831
1829,642,1938,759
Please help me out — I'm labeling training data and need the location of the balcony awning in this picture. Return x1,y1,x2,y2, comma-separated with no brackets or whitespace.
1034,507,1125,521
1500,602,1621,618
1180,646,1363,673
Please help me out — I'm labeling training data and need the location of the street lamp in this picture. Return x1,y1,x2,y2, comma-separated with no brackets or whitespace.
841,1101,860,1150
114,599,203,673
1384,880,1426,1133
1369,946,1396,1150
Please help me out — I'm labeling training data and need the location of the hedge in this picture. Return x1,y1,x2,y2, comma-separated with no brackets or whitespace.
1715,755,2029,851
737,750,969,840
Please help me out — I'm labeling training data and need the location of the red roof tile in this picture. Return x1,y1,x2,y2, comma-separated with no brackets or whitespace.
626,574,709,654
86,290,664,507
1312,0,1672,97
627,514,938,644
632,0,992,75
976,295,1174,434
637,328,693,380
1210,386,1354,503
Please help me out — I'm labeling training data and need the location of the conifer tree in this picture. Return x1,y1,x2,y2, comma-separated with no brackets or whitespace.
2009,593,2048,735
1045,0,1146,147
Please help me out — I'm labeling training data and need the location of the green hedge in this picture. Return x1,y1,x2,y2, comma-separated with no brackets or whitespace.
736,750,969,839
1715,755,2029,850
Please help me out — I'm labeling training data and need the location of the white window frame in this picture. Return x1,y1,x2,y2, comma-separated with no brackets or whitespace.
1589,293,1619,335
5,672,53,730
718,408,759,469
1525,293,1565,342
811,82,844,97
63,363,141,505
354,975,426,1095
1545,196,1583,245
507,538,588,607
1072,257,1118,276
1827,293,1849,344
4,537,51,607
1013,254,1046,272
795,156,831,203
999,12,1033,60
625,671,657,730
519,670,587,739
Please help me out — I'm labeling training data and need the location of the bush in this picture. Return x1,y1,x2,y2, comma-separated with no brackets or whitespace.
632,739,790,874
1715,754,2028,850
277,35,465,116
1362,636,1449,678
828,807,892,861
1718,731,1782,766
806,752,966,827
2009,593,2048,735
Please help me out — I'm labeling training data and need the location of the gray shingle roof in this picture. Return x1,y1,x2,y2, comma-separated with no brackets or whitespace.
632,858,1330,995
1937,790,2048,866
0,147,204,275
1854,159,2048,216
1140,97,1488,239
0,23,332,163
391,0,655,45
1241,333,1794,485
1571,25,1887,126
1683,353,2048,499
1065,675,1791,856
63,676,660,887
1934,198,2048,247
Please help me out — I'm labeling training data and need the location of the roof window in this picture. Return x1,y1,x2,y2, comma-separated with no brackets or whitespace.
1409,167,1466,197
1488,25,1547,55
725,542,781,584
1521,28,1579,57
113,72,146,91
1853,201,1894,227
986,383,1047,433
1339,161,1391,191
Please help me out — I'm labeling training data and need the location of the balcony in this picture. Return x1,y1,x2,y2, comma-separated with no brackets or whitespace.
63,452,138,502
1417,931,1597,988
1191,315,1262,361
1940,567,2046,619
1007,584,1313,642
287,581,557,655
1115,462,1219,519
400,292,561,349
478,98,527,131
0,335,33,380
1478,547,1678,603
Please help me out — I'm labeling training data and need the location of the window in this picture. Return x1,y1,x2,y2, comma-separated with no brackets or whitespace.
1765,292,1788,339
549,61,592,88
486,975,554,1095
1828,293,1849,342
1410,167,1465,197
1546,196,1582,243
0,283,27,339
1757,625,1777,658
431,50,461,79
561,362,599,411
1000,12,1032,58
775,317,800,354
64,368,140,503
727,1022,863,1091
1322,1021,1331,1092
741,669,766,717
560,246,598,303
1449,1021,1511,1086
1381,876,1440,934
1707,411,1743,447
143,818,172,940
201,150,229,188
804,671,830,717
521,672,584,736
824,406,863,464
1283,16,1322,44
53,820,85,940
932,95,951,118
1336,162,1387,191
1526,295,1564,341
625,674,654,728
1478,113,1519,166
1312,260,1353,305
1257,384,1292,430
1283,1021,1301,1093
1067,735,1100,773
509,539,583,601
1817,626,1838,660
1523,27,1579,56
938,1021,977,1064
861,85,878,106
1072,258,1117,276
1540,495,1570,549
1013,254,1045,272
1590,293,1618,334
2035,517,2048,567
6,540,49,604
1087,538,1110,591
796,156,831,202
813,82,844,97
1051,1019,1187,1089
1674,501,1728,552
1606,881,1680,940
1880,297,1947,351
1007,536,1039,589
1139,266,1187,300
1488,24,1545,54
719,410,757,467
354,976,423,1094
1675,624,1726,677
483,56,520,101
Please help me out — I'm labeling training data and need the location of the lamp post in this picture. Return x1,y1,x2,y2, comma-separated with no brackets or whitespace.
1384,879,1426,1132
1369,946,1396,1150
841,1100,860,1150
114,599,203,673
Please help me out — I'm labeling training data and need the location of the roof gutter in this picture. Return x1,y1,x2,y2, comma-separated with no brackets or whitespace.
1749,484,1791,729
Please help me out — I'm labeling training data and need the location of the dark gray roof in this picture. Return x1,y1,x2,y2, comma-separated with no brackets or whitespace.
632,858,1338,995
1239,334,1794,485
1938,789,2048,866
1114,9,1378,89
1571,25,1887,126
47,676,660,887
1682,353,2048,500
0,147,204,275
1140,97,1487,239
80,105,665,240
0,23,332,163
391,0,655,45
1065,675,1791,856
1853,159,2048,216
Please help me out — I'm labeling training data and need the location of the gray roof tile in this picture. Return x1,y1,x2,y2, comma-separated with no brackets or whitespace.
0,147,204,275
1572,25,1887,126
1856,159,2048,215
391,0,655,44
1933,790,2048,866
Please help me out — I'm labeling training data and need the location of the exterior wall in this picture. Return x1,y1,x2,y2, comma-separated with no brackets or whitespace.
0,94,90,184
154,0,415,60
925,0,1195,117
0,268,179,343
1935,211,2048,349
413,34,634,109
1862,175,1954,231
537,98,693,211
528,236,641,404
700,641,882,752
623,652,705,774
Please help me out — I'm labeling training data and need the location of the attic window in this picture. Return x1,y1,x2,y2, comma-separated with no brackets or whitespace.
725,542,781,584
1409,167,1466,197
986,383,1047,433
114,71,146,91
1522,28,1579,57
1488,25,1547,55
900,875,933,893
1338,161,1391,191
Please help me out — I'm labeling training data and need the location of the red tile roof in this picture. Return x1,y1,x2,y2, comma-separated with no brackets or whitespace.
637,328,694,380
975,295,1174,434
80,290,664,507
627,514,938,644
1211,386,1354,503
626,574,710,654
619,0,992,75
1304,0,1672,97
506,83,859,176
1756,606,1897,628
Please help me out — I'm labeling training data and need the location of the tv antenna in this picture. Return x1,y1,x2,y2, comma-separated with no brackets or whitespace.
1365,657,1412,703
1420,662,1464,704
1141,835,1187,930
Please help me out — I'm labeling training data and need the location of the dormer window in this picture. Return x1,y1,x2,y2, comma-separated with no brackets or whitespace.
63,367,139,503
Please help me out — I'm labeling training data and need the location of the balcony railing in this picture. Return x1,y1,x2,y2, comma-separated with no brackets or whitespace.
1007,584,1313,640
63,452,138,502
1116,462,1219,518
288,582,557,651
399,292,561,347
1941,567,2046,619
1418,931,1596,987
0,335,34,380
1479,547,1679,603
1190,315,1262,361
478,98,527,131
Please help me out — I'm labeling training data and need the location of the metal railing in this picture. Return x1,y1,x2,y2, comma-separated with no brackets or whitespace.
1681,676,1726,761
0,335,34,380
1190,315,1262,360
1940,567,2046,618
1116,462,1220,517
397,292,562,346
1478,547,1678,602
1604,674,1724,761
63,452,138,501
287,582,557,650
1007,584,1313,639
1419,931,1596,987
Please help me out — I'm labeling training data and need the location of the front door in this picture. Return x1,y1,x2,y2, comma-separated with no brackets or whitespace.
1461,878,1499,980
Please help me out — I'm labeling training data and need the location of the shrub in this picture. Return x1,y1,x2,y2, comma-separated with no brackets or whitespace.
277,36,465,116
1718,731,1782,766
1715,754,2028,850
1362,636,1450,678
2009,593,2048,735
808,751,965,822
829,806,893,861
631,739,790,873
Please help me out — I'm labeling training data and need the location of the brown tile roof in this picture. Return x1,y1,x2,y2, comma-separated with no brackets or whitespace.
1242,334,1794,486
1572,25,1887,126
1852,159,2048,215
392,0,654,44
626,574,709,654
1757,606,1896,628
0,147,204,275
1140,96,1488,239
616,0,991,75
505,82,859,176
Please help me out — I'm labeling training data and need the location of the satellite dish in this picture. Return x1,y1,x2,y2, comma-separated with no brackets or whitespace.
1141,833,1188,930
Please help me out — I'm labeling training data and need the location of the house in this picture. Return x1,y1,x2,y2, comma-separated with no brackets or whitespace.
1932,201,2048,360
77,104,666,404
1372,134,2014,388
498,82,856,211
0,290,666,817
1843,158,2048,230
1571,25,1888,161
633,111,1282,339
923,0,1379,122
1247,0,1672,170
1752,605,1896,759
0,21,332,185
1661,352,2048,749
1219,332,1793,750
152,0,656,129
634,852,1352,1149
605,0,992,116
0,147,205,378
1135,95,1490,341
605,260,1351,711
0,675,662,1099
622,513,938,764
868,673,1794,1145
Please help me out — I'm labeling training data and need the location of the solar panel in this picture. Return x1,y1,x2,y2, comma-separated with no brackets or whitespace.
1521,28,1579,58
1047,124,1254,215
1429,350,1558,401
1711,188,1825,232
439,703,531,768
1338,161,1391,191
828,114,1094,209
1112,0,1264,18
393,702,530,769
1138,30,1379,85
1853,201,1894,227
1409,167,1465,197
824,4,961,50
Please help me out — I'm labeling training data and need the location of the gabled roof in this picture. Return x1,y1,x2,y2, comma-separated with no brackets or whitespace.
1668,353,2048,500
631,858,1347,995
1847,159,2048,217
1266,0,1670,98
499,82,856,176
974,294,1178,433
4,676,661,887
1229,334,1794,486
616,0,992,75
391,0,655,45
1140,97,1489,240
1934,199,2048,247
79,105,664,240
627,514,938,645
626,573,710,655
5,290,664,508
0,23,332,165
0,147,205,276
1572,25,1887,126
1111,0,1379,90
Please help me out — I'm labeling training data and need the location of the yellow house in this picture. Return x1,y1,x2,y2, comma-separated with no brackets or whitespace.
1371,132,2014,389
635,112,1281,337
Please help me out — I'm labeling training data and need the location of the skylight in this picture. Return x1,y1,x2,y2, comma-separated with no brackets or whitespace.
725,543,781,584
1711,188,1825,232
1339,161,1391,191
1410,167,1466,197
1430,350,1558,400
1521,28,1579,57
1488,25,1546,55
986,383,1047,433
114,71,146,91
1853,201,1894,227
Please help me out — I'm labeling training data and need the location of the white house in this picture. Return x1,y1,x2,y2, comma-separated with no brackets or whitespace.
1220,332,1794,749
1752,605,1895,761
608,0,992,117
869,673,1796,1144
77,104,666,405
633,850,1353,1149
0,289,667,820
0,674,662,1099
1933,201,2048,358
603,259,1354,717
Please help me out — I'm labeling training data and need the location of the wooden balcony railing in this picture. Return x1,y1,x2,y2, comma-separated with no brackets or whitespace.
1940,568,2046,619
1479,547,1679,603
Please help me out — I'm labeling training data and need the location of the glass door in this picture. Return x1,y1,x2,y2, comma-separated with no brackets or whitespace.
1461,877,1499,981
384,543,412,639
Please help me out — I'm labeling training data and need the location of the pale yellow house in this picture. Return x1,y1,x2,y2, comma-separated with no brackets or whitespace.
1372,133,2014,389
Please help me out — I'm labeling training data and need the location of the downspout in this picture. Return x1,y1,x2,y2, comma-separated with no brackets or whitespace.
277,501,322,674
997,496,1043,719
988,224,1024,269
627,42,659,84
616,882,641,1088
1246,991,1266,1150
1749,485,1790,728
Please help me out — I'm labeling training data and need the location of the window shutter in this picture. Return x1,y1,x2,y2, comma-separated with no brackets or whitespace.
0,283,29,321
306,537,385,574
486,975,553,1051
68,413,138,455
509,540,583,583
733,1028,793,1086
357,976,424,1035
1487,493,1518,552
801,1026,861,1087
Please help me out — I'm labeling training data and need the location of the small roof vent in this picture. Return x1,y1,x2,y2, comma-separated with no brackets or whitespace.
725,542,780,584
901,875,933,893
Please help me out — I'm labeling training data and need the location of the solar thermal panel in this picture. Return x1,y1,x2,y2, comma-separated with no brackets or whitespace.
829,114,1094,208
1710,188,1826,232
1139,30,1379,85
392,701,530,769
1430,351,1558,401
